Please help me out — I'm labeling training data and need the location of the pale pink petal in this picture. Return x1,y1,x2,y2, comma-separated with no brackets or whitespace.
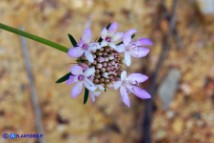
109,43,117,50
66,75,77,85
68,47,84,58
71,82,83,98
124,52,131,66
101,41,108,47
130,47,150,58
123,29,137,45
112,32,123,42
108,22,118,34
89,42,100,50
121,71,127,81
136,38,153,46
101,28,108,39
84,67,95,77
84,78,96,91
120,86,131,107
85,51,94,63
82,28,92,43
126,73,148,83
113,81,122,89
115,44,125,53
70,65,83,75
128,85,151,99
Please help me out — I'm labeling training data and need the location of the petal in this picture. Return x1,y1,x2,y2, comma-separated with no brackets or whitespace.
71,82,83,98
108,22,118,34
128,85,151,99
130,47,150,58
89,42,101,51
82,28,92,43
123,29,137,45
136,38,153,46
121,71,127,81
70,65,83,75
101,41,108,47
66,75,77,85
84,78,96,91
120,86,131,107
90,91,101,102
97,85,105,91
68,47,84,58
112,32,123,42
126,73,148,83
101,28,108,39
113,81,122,89
115,44,125,53
85,51,94,63
84,67,95,77
109,43,117,50
124,52,132,66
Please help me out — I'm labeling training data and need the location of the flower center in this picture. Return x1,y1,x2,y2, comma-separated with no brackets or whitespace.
89,46,122,86
105,36,111,42
82,44,88,50
78,75,85,81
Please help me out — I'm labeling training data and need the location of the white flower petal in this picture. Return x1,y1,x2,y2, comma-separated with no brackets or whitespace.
89,42,101,50
84,67,95,77
84,78,96,91
113,81,122,89
120,86,131,107
108,22,118,34
124,52,131,66
109,43,117,50
70,65,83,75
112,32,123,42
101,41,108,47
121,71,127,81
101,28,108,39
97,85,105,91
115,44,125,53
85,51,94,63
71,82,83,98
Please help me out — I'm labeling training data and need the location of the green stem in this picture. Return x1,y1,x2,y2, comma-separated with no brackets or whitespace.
0,23,69,53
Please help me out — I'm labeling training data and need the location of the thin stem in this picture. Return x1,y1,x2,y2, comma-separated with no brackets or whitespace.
0,23,69,53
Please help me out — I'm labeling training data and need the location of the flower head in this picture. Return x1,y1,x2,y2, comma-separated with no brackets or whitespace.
68,28,100,63
65,22,152,106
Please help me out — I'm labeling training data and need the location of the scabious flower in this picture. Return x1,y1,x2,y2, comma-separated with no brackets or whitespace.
65,22,152,107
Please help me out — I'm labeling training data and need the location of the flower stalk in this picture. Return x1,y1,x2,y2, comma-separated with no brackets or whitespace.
0,23,69,53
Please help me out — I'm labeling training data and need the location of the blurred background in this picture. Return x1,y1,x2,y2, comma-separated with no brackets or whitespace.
0,0,214,143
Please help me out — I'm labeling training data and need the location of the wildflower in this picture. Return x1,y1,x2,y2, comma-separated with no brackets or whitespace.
117,29,152,66
66,65,96,98
68,28,100,63
100,22,123,50
113,71,151,107
63,22,152,106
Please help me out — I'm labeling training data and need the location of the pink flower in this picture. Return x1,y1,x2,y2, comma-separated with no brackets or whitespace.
68,28,100,63
100,22,123,49
117,29,152,66
66,65,96,98
113,71,151,107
